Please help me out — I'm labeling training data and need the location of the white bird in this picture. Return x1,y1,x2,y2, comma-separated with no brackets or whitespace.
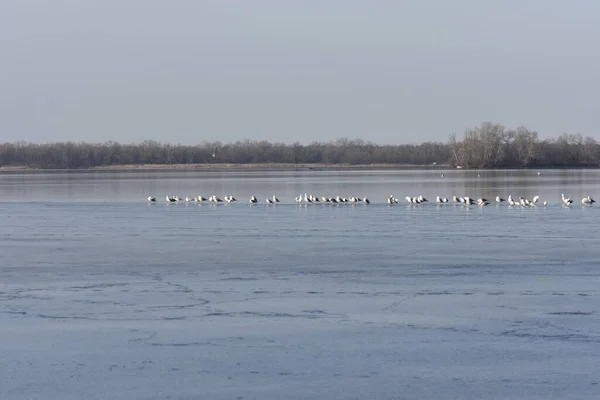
196,195,207,202
519,196,528,207
295,195,303,204
363,197,370,204
543,201,548,206
495,196,505,203
249,195,258,204
225,195,237,204
418,195,428,203
272,195,280,203
561,193,573,206
582,196,596,205
185,196,195,202
532,196,539,205
166,195,176,203
148,196,156,202
477,198,489,206
266,198,274,204
304,193,312,204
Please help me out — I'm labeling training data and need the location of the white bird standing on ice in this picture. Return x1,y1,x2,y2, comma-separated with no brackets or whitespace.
495,196,505,203
463,197,475,205
266,198,273,204
561,193,573,206
148,196,156,202
582,195,596,205
249,195,258,204
272,195,280,203
519,196,529,207
166,195,176,203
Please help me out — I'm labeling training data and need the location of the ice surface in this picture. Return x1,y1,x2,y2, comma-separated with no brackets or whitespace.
1,170,600,399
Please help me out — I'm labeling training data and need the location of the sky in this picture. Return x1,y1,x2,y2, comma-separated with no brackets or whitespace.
1,1,599,145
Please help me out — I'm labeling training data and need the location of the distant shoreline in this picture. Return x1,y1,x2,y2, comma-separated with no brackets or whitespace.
0,163,448,171
1,163,598,171
91,163,447,170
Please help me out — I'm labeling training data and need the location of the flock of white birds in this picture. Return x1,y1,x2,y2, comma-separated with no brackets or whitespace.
147,193,596,207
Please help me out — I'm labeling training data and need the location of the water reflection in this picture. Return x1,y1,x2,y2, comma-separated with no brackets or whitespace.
0,169,598,204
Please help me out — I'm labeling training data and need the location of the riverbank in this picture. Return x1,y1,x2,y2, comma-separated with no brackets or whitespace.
91,163,445,170
1,163,597,171
0,163,446,171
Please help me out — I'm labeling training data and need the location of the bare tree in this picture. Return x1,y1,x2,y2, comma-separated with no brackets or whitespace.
513,126,539,166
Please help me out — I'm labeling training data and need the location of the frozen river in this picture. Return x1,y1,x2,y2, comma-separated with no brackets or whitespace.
1,169,599,399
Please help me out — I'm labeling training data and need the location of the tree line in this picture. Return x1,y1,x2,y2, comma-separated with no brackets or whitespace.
0,123,598,169
448,122,599,168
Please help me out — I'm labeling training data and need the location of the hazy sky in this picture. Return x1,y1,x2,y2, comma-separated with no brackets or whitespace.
1,1,599,145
